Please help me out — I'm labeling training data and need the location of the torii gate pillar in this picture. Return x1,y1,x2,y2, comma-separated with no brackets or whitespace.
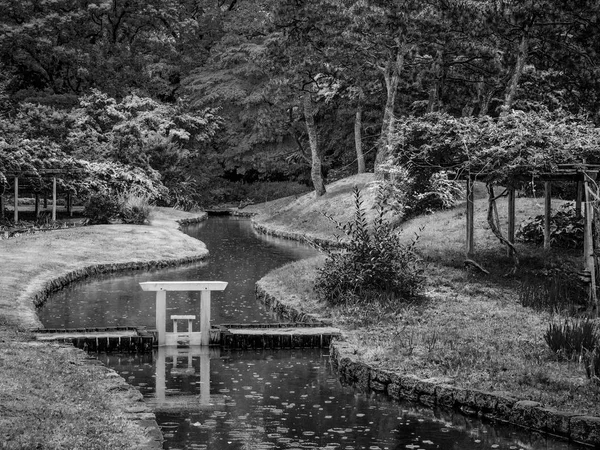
139,281,228,346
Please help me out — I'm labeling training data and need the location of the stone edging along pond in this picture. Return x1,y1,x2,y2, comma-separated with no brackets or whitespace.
30,216,208,311
22,214,208,450
251,223,600,448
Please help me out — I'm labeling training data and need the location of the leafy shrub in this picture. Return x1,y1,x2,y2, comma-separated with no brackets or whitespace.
83,192,120,224
544,318,598,359
314,187,424,306
520,268,588,314
376,162,462,220
517,203,584,249
412,170,463,214
117,189,152,224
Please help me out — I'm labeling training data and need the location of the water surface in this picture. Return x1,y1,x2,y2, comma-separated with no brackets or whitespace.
40,217,586,450
38,217,316,329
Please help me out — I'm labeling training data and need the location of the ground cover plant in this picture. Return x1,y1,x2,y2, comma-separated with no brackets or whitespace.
253,175,600,416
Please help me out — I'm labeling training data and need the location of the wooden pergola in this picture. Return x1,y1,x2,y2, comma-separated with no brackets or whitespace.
464,163,600,308
2,168,85,223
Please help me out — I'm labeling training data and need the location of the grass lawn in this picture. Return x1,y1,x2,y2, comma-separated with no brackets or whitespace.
0,207,208,449
252,173,600,416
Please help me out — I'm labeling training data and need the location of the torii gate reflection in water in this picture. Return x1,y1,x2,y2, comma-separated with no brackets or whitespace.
139,281,228,410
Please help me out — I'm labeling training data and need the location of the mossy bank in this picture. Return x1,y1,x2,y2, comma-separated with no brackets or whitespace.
250,174,600,447
0,207,208,449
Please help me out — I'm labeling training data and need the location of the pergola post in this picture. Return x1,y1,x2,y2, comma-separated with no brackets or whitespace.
35,193,40,218
507,187,516,257
466,178,475,257
544,181,551,250
13,177,18,223
576,180,583,217
52,177,57,221
583,178,597,313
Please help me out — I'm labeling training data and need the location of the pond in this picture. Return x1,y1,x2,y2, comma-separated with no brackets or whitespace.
38,217,586,449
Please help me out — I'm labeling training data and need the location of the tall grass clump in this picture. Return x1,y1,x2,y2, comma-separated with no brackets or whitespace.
116,188,153,224
544,318,598,359
314,187,424,306
520,268,587,315
545,317,600,384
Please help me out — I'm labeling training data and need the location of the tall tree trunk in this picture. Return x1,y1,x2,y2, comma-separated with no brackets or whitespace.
355,88,365,174
427,49,443,113
375,44,405,170
501,29,530,116
303,92,326,196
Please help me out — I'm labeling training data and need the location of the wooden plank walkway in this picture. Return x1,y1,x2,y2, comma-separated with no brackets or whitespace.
35,324,341,351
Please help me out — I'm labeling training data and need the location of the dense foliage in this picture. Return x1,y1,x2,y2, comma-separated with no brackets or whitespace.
518,204,584,249
2,0,600,204
314,187,424,305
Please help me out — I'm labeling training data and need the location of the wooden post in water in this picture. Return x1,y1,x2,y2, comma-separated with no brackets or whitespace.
14,176,18,223
544,181,551,250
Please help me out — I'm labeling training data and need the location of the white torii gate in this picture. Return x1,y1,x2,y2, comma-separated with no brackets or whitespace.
139,281,227,346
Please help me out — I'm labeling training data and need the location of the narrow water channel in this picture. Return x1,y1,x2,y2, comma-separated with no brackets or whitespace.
39,217,585,450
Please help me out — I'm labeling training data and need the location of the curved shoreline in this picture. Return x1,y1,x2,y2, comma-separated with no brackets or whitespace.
251,218,600,447
0,209,209,449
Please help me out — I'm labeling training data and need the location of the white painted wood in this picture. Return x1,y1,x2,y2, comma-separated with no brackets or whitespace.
200,291,211,346
156,291,166,346
170,315,196,320
139,281,227,292
141,281,226,346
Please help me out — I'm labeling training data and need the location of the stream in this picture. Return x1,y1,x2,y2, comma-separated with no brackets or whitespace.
38,216,585,449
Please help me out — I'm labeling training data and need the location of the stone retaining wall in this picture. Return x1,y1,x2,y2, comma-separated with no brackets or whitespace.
31,255,207,310
330,341,600,447
251,220,342,249
77,351,163,449
23,213,208,449
251,218,600,447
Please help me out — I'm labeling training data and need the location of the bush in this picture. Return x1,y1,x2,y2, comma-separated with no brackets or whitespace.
117,189,152,224
314,187,424,306
517,203,584,248
84,189,152,225
83,192,120,224
376,163,463,220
